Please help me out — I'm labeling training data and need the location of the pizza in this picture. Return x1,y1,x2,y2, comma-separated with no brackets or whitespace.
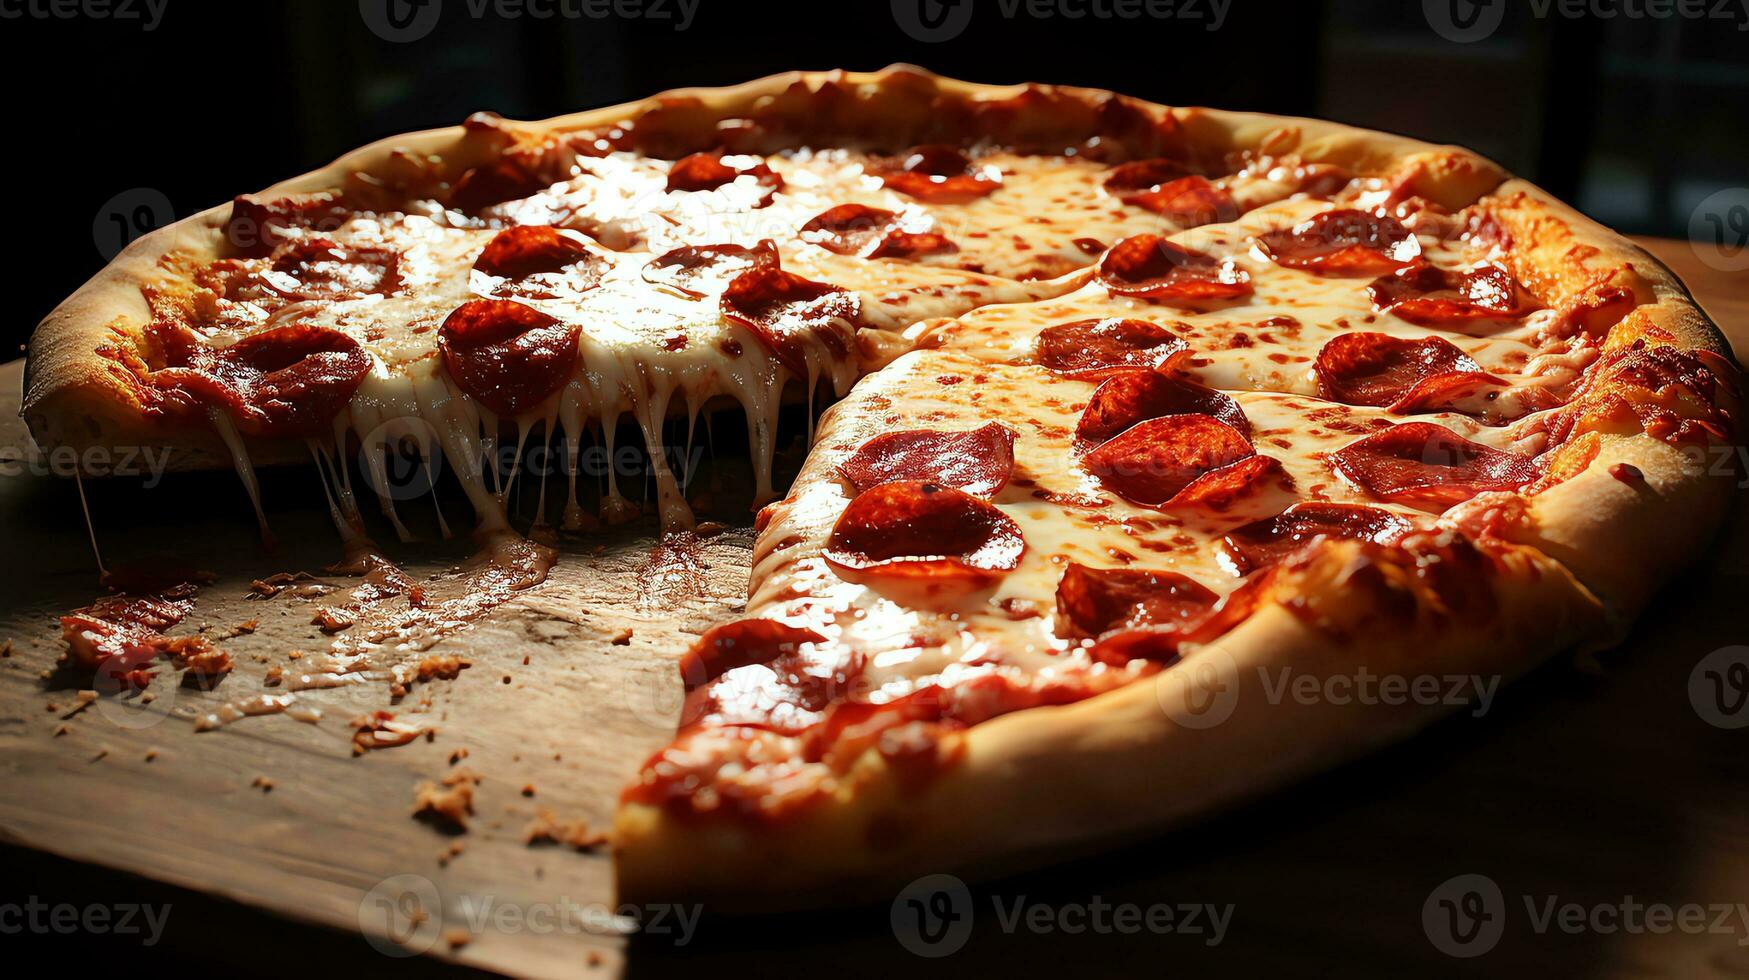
22,67,1739,909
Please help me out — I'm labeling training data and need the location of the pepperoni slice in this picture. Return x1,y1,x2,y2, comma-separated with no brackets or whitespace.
1087,574,1271,666
1221,502,1411,574
472,226,605,300
226,192,351,257
1163,455,1294,513
438,299,581,417
1328,422,1536,509
1035,318,1188,380
1314,332,1497,408
1083,414,1255,507
641,242,763,297
666,152,784,202
799,204,957,260
1102,158,1192,195
266,238,400,300
1096,235,1252,303
1123,176,1238,227
879,145,1001,202
1368,262,1538,325
824,482,1025,587
449,160,551,214
1054,563,1218,639
1257,209,1421,275
838,423,1015,498
1075,369,1249,450
678,619,825,691
720,245,860,376
157,325,371,438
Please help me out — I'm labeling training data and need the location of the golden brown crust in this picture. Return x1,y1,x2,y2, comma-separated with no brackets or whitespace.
616,533,1605,909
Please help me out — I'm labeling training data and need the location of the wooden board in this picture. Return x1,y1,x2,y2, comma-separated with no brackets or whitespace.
3,236,1747,977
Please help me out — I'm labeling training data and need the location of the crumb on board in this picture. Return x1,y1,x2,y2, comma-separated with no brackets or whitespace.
351,711,425,753
523,808,609,851
610,628,633,646
437,840,467,866
252,775,274,792
445,928,472,950
53,724,71,737
413,769,481,830
144,747,159,761
450,747,469,765
521,784,536,797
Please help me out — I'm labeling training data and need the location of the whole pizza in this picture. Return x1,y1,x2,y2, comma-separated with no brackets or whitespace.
23,67,1739,908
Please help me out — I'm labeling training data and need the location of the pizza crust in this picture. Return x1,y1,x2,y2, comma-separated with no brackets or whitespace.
616,532,1605,909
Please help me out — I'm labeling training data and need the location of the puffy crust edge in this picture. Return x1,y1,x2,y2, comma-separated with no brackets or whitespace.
614,535,1605,910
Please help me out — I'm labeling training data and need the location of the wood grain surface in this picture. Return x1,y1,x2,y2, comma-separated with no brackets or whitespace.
1,237,1745,978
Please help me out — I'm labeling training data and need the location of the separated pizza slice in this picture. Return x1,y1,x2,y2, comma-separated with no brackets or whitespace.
613,349,1609,906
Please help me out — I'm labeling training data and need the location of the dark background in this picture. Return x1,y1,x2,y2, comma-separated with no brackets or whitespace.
6,0,1748,355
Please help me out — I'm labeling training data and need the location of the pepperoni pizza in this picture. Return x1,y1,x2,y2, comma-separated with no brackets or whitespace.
22,68,1740,908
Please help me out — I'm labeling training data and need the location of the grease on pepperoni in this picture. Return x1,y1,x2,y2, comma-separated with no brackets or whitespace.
1075,369,1249,450
1329,422,1536,509
641,242,762,298
266,238,401,300
838,422,1015,498
472,226,606,300
665,152,784,205
1315,332,1499,408
824,481,1025,587
1164,455,1294,513
878,145,1001,202
1117,174,1237,227
1035,318,1188,380
155,325,371,438
1054,563,1218,639
1221,502,1411,575
226,192,351,258
798,204,957,260
438,299,581,417
720,243,859,376
1257,209,1421,275
1367,262,1538,325
678,619,825,692
1096,234,1252,303
1083,413,1254,507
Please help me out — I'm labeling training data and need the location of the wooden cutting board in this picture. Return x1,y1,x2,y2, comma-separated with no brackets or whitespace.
3,237,1747,977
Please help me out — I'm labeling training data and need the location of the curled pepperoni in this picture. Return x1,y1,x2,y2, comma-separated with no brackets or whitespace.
472,226,605,300
838,422,1015,498
1076,369,1249,450
1221,502,1411,575
1035,318,1188,380
641,242,763,297
1368,262,1539,325
1315,332,1497,408
799,204,957,260
226,192,351,257
824,481,1025,588
678,619,825,692
720,244,860,376
1054,563,1218,639
1096,235,1252,303
879,145,1001,202
1121,175,1238,227
1085,580,1266,666
266,238,400,300
666,152,784,203
1257,209,1421,276
157,325,371,438
1102,158,1192,195
438,299,580,417
1164,455,1294,513
1329,422,1535,509
1083,414,1255,507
